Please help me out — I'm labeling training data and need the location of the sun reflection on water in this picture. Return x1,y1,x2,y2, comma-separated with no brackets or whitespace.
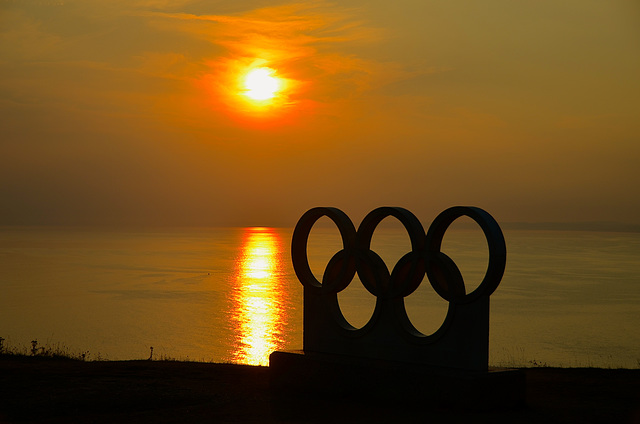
231,227,287,365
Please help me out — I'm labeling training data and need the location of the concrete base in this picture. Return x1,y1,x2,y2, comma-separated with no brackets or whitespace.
269,350,526,411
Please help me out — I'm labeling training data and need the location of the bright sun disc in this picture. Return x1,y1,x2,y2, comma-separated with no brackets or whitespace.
243,67,281,101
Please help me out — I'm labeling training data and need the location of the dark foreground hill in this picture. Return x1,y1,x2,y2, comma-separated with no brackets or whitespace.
1,356,638,423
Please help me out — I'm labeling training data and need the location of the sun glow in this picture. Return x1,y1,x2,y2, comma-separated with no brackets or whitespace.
203,56,301,122
243,67,282,101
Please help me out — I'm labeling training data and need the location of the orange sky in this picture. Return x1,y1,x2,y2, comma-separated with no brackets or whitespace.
1,0,639,227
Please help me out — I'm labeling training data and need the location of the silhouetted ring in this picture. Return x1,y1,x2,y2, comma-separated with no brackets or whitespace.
356,207,426,298
425,206,506,303
291,207,357,294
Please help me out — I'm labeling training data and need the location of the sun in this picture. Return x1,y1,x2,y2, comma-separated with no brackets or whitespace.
242,67,282,101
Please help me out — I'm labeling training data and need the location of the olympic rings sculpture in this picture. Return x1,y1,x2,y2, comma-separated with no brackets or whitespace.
292,206,506,369
293,206,505,303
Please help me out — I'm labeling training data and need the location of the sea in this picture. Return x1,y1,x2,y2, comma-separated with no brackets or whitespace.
1,223,639,368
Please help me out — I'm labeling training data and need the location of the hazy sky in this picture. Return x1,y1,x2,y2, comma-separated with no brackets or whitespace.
1,0,639,227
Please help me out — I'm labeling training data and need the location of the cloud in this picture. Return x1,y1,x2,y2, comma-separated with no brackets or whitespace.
137,2,397,117
144,3,378,55
0,0,416,128
0,8,62,61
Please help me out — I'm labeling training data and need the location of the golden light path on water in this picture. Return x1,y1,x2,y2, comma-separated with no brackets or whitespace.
231,227,287,365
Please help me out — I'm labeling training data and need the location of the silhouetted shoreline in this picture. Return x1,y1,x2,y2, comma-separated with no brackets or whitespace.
1,356,638,423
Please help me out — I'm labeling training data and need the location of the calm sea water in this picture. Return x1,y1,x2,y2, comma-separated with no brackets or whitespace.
1,224,639,368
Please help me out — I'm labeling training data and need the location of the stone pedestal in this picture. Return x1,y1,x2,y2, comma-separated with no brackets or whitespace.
269,350,526,411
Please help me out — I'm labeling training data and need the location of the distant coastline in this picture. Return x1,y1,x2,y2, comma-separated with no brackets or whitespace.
502,221,640,233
